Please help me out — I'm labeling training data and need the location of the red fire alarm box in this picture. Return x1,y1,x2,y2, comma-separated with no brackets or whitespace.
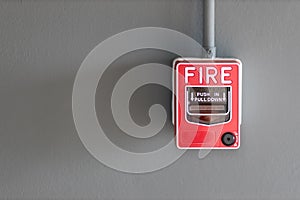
173,58,242,149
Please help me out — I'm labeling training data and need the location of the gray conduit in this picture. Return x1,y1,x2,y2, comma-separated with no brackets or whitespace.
203,0,216,58
198,0,217,159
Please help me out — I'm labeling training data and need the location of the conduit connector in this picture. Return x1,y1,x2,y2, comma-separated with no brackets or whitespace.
203,0,216,58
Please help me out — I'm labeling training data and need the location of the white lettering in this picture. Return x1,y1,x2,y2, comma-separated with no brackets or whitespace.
185,67,196,84
221,67,232,84
199,67,203,84
184,66,232,84
206,67,218,84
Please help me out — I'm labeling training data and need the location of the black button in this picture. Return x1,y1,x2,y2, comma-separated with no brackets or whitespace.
221,132,236,146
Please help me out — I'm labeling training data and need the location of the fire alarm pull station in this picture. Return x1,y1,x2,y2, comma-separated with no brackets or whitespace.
173,58,242,149
173,0,242,149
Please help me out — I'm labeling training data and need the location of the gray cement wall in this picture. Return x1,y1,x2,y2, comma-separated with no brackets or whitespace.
1,0,300,199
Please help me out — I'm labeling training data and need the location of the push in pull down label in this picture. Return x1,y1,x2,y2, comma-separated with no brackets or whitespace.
186,86,231,125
